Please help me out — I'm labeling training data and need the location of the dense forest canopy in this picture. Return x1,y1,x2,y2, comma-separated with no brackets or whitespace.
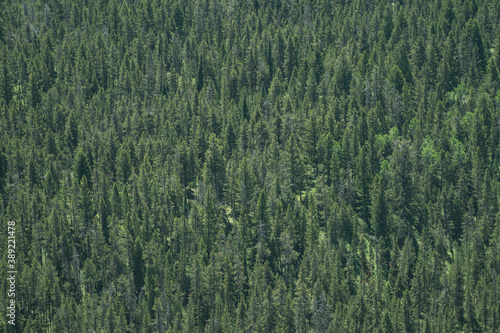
1,0,500,331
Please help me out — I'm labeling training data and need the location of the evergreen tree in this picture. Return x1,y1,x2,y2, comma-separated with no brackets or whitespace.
132,236,145,293
203,133,225,201
74,148,92,187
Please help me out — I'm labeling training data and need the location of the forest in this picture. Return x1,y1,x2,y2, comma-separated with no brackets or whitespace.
1,0,500,331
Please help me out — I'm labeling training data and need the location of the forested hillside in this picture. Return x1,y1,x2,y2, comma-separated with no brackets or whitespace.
1,0,500,331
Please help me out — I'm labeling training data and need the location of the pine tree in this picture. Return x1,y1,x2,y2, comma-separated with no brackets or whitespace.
284,134,305,196
254,190,270,252
197,53,204,92
74,148,92,187
203,133,225,201
371,174,388,239
295,276,310,333
304,110,321,177
0,57,12,105
460,19,486,85
132,236,145,293
355,145,371,222
116,145,132,184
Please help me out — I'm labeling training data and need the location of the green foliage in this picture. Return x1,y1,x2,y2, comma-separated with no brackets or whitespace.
74,148,92,186
1,0,499,331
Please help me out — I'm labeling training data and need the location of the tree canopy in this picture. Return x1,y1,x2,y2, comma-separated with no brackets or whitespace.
1,0,500,331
